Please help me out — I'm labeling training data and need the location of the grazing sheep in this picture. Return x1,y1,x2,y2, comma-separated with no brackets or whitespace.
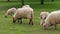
13,5,34,25
43,10,60,29
5,8,16,18
40,11,49,25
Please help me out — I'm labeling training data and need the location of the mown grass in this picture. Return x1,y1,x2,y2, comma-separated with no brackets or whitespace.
0,0,60,34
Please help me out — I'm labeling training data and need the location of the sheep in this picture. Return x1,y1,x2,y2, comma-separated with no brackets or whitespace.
13,5,34,25
43,10,60,29
5,8,16,18
40,11,49,25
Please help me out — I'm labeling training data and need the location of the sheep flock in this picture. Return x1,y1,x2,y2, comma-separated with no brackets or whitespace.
5,5,60,30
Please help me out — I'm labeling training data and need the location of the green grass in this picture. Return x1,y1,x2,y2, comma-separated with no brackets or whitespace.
0,0,60,34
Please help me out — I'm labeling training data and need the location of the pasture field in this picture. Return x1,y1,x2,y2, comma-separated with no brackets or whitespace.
0,0,60,34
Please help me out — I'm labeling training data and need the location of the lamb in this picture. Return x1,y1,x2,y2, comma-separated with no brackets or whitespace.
5,8,16,18
40,11,49,25
43,10,60,29
13,5,34,25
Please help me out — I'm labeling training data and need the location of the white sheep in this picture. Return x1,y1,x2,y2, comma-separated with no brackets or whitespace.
40,11,49,25
13,5,34,25
5,8,16,17
43,10,60,29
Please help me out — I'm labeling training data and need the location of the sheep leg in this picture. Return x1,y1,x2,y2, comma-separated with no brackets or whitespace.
29,19,33,25
18,20,20,23
10,13,13,16
20,18,22,24
31,20,33,25
29,20,31,24
54,25,56,30
18,18,22,24
13,18,16,23
29,19,31,24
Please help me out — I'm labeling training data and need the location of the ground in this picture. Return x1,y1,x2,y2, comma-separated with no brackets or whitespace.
0,0,60,34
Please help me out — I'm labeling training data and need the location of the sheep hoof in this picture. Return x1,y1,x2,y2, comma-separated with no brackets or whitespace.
20,22,22,24
13,22,15,23
5,16,7,18
54,25,57,30
20,21,22,24
18,20,19,23
13,20,16,23
43,27,48,30
54,28,56,30
32,23,33,25
29,22,30,24
32,22,33,25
